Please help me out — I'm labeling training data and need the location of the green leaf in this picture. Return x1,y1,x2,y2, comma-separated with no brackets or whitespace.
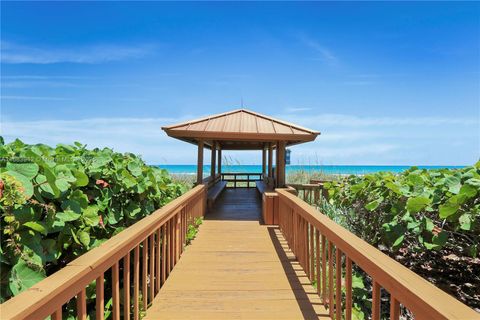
6,162,39,179
83,206,100,226
459,214,472,231
365,197,383,211
445,176,461,194
424,217,434,232
61,190,89,213
465,178,480,187
385,182,401,194
351,274,365,289
433,231,448,247
56,210,81,222
4,171,34,199
43,167,61,198
9,260,46,295
127,161,142,177
406,196,431,213
77,230,90,248
392,235,405,249
23,221,48,236
55,177,71,193
439,201,459,219
91,155,111,168
73,169,89,187
56,143,75,154
459,184,477,199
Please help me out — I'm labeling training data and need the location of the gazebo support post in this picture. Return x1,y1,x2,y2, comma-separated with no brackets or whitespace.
217,147,222,176
277,141,286,187
211,142,216,179
197,140,204,185
262,146,266,177
268,143,273,181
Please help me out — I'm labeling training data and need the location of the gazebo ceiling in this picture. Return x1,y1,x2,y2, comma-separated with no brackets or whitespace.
162,109,320,149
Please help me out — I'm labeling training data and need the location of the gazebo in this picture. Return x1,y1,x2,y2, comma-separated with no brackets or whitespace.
163,109,319,207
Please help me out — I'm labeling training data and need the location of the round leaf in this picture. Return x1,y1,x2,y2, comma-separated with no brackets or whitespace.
6,162,39,179
9,260,46,295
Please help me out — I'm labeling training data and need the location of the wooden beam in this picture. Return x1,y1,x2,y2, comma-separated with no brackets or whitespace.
268,143,273,179
262,146,266,176
197,141,204,185
277,141,286,187
211,141,216,178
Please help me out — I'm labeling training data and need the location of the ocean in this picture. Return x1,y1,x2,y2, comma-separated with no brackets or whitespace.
155,165,464,175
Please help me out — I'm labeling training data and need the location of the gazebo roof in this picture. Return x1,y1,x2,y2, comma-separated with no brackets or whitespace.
162,109,320,150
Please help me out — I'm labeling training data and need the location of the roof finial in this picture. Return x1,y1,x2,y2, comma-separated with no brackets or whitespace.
241,96,244,109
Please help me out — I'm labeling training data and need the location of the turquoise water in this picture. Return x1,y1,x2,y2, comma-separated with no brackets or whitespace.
155,165,464,175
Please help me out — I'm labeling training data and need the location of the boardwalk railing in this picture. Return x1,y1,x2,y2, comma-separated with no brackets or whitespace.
221,172,262,188
287,183,324,204
0,185,206,320
276,189,480,320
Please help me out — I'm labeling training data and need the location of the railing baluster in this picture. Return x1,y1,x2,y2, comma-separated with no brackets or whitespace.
321,234,327,305
166,220,171,277
346,257,353,320
390,295,400,320
76,288,87,320
149,233,155,303
336,248,342,320
124,253,131,320
51,308,62,320
176,213,181,262
96,274,105,320
142,239,148,311
328,242,334,318
372,281,381,320
315,229,321,296
161,224,167,285
134,245,140,320
304,219,308,274
170,217,175,271
156,228,161,293
310,224,314,282
112,262,120,320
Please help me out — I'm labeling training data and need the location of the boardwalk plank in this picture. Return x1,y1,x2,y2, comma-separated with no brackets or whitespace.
145,189,329,320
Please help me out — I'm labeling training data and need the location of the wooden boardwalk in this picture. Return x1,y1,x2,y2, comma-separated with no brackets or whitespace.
146,189,329,320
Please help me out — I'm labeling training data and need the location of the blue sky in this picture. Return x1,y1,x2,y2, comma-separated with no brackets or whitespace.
1,2,479,165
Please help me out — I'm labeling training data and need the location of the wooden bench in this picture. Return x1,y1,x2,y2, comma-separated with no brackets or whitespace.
255,180,273,194
207,180,227,210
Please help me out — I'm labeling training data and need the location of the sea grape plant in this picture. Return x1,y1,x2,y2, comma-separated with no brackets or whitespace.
324,162,480,257
0,138,185,302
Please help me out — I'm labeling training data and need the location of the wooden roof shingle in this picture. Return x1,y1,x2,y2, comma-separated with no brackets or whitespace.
162,109,320,149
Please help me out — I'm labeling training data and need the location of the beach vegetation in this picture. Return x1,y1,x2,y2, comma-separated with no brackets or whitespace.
0,138,189,303
317,163,480,312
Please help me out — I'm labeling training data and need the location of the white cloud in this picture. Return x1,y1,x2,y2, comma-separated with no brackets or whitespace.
1,117,191,164
284,107,312,113
1,41,156,64
1,112,478,165
274,113,479,127
297,34,338,65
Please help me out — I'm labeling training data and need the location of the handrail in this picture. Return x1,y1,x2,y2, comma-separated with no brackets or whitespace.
276,189,480,320
0,185,206,320
287,182,329,204
221,172,262,188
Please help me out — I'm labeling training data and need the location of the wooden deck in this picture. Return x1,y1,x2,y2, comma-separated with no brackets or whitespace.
145,189,329,319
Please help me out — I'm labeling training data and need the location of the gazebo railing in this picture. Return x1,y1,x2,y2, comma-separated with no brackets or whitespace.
0,185,206,320
276,189,479,320
221,172,262,188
